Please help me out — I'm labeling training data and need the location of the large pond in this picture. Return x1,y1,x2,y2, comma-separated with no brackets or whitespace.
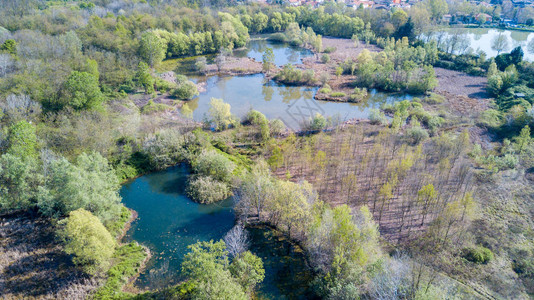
424,28,534,61
121,166,316,298
187,74,412,130
234,38,314,67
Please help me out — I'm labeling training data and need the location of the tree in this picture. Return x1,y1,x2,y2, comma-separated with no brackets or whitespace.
57,209,115,274
186,176,230,204
0,39,17,55
426,0,448,20
6,120,38,159
181,241,248,300
192,150,235,183
391,10,408,28
139,31,166,67
37,152,122,227
215,51,227,72
0,154,39,212
136,62,155,94
515,125,531,153
262,47,275,74
224,224,249,258
229,251,265,294
207,98,235,131
61,71,104,110
491,33,509,55
172,81,199,100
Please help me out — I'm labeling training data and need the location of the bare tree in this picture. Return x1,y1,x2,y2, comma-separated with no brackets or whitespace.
1,94,41,123
369,253,412,300
0,54,14,77
224,223,249,258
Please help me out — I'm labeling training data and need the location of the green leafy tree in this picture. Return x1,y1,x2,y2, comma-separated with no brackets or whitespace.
262,47,275,74
38,152,122,227
139,31,166,67
136,62,155,94
208,98,236,131
6,120,38,159
0,154,39,212
426,0,448,20
57,208,116,274
192,150,235,183
515,125,531,153
229,251,265,294
182,241,248,300
0,39,17,55
172,81,199,100
61,71,104,110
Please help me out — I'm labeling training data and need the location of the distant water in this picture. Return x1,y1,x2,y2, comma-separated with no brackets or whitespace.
425,28,534,61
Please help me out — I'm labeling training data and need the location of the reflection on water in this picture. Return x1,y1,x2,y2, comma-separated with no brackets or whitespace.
189,74,412,130
122,165,235,289
426,28,534,61
121,166,316,298
249,227,318,300
234,38,313,66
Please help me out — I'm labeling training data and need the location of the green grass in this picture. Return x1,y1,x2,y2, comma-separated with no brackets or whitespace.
141,100,172,114
93,243,148,300
107,206,132,238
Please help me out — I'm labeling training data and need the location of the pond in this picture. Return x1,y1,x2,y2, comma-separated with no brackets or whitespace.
234,37,314,67
424,28,534,61
121,165,316,298
159,38,313,75
187,74,412,130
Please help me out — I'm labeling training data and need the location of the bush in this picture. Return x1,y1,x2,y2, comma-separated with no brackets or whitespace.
369,108,388,125
93,242,147,298
405,126,429,145
192,150,236,183
477,109,504,129
320,84,332,94
274,64,314,85
349,87,367,102
172,81,199,100
330,92,346,98
308,113,327,131
141,100,171,114
424,93,445,104
57,209,116,275
323,46,336,53
155,77,177,92
270,119,286,136
186,176,230,204
321,54,330,63
462,246,493,264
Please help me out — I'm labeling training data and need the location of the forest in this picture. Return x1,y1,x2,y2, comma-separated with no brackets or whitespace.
0,0,533,299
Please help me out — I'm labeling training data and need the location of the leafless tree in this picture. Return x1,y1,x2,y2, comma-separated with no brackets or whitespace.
369,252,412,300
1,94,42,123
224,223,249,258
0,54,14,77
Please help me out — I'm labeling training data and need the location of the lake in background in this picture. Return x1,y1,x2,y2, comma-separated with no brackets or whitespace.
425,28,534,61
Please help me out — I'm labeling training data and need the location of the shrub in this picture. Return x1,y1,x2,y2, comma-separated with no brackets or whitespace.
155,77,176,92
369,109,388,125
270,119,286,136
330,92,346,98
321,54,330,63
323,46,336,53
424,93,445,104
186,176,231,204
207,98,237,131
462,246,493,264
349,87,367,102
405,126,429,145
320,84,332,94
93,242,147,298
141,100,171,114
192,150,236,183
477,109,504,129
172,81,199,100
308,113,327,131
57,209,116,275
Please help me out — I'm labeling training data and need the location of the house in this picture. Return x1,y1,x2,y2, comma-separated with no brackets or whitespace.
442,14,452,23
475,13,493,23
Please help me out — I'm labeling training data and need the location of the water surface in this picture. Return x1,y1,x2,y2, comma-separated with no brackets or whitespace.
122,165,235,288
425,28,534,61
121,166,316,298
188,74,412,130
